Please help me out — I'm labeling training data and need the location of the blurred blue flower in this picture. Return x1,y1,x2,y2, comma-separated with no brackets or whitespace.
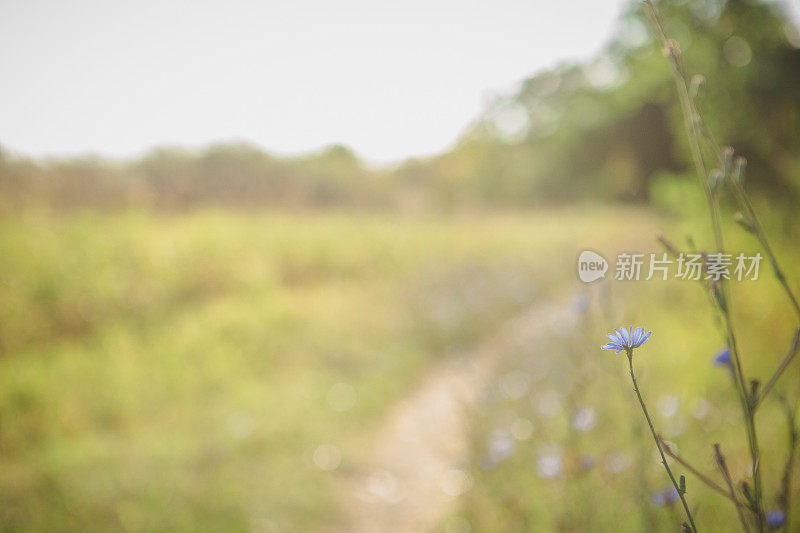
487,429,515,464
651,487,679,507
536,451,563,479
713,347,731,366
601,326,652,353
766,510,786,529
478,429,515,471
573,293,589,314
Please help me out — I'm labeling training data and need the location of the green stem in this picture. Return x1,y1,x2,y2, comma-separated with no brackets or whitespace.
626,349,698,532
642,4,765,525
778,398,798,533
723,310,765,531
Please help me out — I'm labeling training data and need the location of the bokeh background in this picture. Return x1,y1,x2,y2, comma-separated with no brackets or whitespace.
1,0,799,531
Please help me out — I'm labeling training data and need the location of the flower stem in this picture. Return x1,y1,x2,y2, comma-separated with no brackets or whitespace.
778,397,798,533
626,349,698,532
714,443,753,533
643,3,766,526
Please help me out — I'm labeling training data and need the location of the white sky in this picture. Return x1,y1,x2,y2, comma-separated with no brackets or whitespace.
0,0,632,164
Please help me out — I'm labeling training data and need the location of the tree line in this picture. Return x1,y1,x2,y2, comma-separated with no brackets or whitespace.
2,0,798,213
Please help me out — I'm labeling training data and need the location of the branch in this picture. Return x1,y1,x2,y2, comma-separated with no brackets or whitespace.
715,443,752,533
658,435,751,513
756,328,800,407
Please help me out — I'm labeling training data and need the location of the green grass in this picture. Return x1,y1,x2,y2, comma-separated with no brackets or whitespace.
0,206,665,531
1,207,796,531
451,209,800,532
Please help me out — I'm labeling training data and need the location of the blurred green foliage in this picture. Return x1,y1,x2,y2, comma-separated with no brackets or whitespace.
3,1,798,213
417,0,800,208
1,0,799,530
0,208,648,530
453,211,800,531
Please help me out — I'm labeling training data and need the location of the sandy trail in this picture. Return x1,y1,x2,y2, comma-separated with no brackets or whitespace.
340,296,576,532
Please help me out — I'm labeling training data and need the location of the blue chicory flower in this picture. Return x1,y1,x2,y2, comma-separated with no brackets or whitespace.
651,487,679,507
602,326,652,353
766,510,786,529
573,293,589,314
713,347,731,366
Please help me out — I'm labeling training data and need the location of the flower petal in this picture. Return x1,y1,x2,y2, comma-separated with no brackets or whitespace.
639,331,652,346
633,327,644,344
713,347,730,366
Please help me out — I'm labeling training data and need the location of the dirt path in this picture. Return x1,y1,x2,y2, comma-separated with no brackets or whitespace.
340,296,576,532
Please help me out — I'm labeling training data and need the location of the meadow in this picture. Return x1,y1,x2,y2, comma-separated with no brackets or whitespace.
0,206,647,531
2,0,799,530
453,204,800,532
0,202,796,531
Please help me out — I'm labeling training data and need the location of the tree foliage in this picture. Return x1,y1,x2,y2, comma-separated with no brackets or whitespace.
1,0,798,211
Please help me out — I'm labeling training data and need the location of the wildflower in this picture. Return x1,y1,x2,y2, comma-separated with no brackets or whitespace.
651,487,679,507
605,322,697,530
766,510,786,529
579,453,596,471
601,326,652,353
713,347,731,366
573,293,589,314
478,428,515,470
486,429,515,465
572,406,597,432
536,450,563,479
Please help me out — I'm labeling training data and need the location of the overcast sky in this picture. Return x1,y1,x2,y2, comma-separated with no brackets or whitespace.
0,0,637,164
